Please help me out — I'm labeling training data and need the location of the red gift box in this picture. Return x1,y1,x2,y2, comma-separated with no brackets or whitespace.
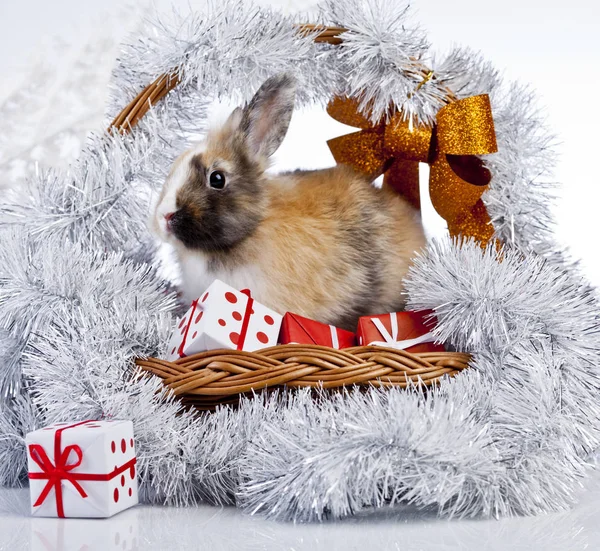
279,313,356,349
356,310,444,353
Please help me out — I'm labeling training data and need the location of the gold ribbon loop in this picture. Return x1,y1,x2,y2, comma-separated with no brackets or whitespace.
328,128,387,179
326,94,499,246
326,96,377,129
436,95,497,155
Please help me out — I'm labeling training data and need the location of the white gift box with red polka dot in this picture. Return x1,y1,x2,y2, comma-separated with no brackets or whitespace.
25,420,138,518
166,279,283,360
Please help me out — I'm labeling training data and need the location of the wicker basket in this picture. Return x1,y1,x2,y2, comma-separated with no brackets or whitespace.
114,24,472,409
137,346,470,410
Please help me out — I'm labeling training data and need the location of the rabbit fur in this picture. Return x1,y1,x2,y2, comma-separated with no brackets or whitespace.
152,74,426,330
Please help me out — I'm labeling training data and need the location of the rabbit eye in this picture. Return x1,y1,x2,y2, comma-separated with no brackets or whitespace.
209,170,226,189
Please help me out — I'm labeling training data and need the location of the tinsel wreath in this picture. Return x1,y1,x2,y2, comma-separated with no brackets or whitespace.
1,0,599,521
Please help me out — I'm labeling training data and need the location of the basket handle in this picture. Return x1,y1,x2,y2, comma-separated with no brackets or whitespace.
108,24,347,135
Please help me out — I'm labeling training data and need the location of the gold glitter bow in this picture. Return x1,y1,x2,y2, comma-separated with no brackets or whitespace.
327,94,498,246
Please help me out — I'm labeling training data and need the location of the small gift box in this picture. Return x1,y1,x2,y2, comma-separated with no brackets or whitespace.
357,310,444,353
26,420,138,518
166,279,282,360
279,312,356,349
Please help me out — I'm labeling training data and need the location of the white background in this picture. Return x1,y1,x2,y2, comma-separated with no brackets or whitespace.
1,0,599,282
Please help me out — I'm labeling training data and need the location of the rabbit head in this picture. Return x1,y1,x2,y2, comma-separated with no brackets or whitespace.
152,73,296,251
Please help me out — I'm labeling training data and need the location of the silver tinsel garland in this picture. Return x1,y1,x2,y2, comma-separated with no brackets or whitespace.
0,0,598,522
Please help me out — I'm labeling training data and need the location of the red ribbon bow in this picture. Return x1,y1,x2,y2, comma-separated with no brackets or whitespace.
28,420,136,518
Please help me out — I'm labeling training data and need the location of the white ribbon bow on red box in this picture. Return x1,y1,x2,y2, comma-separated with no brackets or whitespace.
368,315,436,350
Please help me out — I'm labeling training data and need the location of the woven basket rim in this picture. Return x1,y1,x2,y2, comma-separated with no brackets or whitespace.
136,345,470,410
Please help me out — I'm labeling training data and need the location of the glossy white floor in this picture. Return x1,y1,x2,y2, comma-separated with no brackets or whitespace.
1,469,600,551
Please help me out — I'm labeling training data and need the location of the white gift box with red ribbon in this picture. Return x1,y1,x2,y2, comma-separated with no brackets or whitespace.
26,420,138,518
166,279,283,360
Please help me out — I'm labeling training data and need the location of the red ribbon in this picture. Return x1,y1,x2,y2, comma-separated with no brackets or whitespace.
177,298,199,358
237,289,254,351
28,420,137,518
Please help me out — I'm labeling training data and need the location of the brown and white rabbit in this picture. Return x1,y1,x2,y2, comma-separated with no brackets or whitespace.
152,74,426,331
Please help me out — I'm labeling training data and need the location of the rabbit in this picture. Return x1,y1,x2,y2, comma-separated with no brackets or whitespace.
151,74,426,331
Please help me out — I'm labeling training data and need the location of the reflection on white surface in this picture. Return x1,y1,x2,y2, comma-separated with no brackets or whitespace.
2,470,600,551
29,514,138,551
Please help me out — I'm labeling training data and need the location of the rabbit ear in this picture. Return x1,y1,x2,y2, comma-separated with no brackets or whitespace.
240,74,296,160
222,106,244,135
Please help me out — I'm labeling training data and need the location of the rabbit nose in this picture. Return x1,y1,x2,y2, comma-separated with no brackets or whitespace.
164,212,175,230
